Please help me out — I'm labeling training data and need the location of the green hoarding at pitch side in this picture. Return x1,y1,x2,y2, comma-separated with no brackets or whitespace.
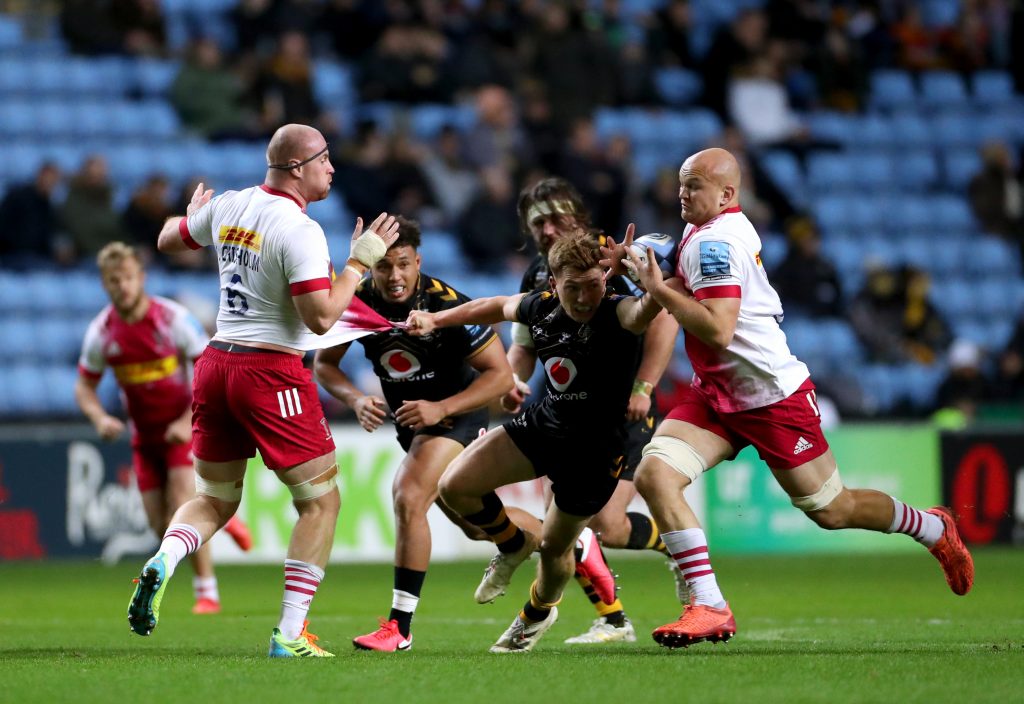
703,425,940,554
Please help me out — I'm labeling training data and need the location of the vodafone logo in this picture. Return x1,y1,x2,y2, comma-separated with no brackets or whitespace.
381,350,421,379
544,357,577,391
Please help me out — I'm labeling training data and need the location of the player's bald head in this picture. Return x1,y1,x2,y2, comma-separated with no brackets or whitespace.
683,148,741,191
266,124,325,167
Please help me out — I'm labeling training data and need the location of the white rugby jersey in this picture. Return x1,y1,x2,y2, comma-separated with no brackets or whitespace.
674,206,809,412
179,185,334,350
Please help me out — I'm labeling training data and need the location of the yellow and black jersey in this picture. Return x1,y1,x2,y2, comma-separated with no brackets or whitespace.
353,273,496,411
514,289,641,441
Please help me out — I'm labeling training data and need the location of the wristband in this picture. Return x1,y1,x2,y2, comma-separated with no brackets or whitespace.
632,380,654,397
343,264,365,278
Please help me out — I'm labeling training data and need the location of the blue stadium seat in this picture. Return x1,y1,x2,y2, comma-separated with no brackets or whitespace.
930,195,977,235
760,150,803,193
65,273,110,315
807,152,855,192
964,236,1021,277
654,67,702,106
846,196,886,231
972,70,1016,106
36,319,86,364
0,14,22,50
931,279,974,319
887,197,933,235
869,70,916,110
4,363,50,414
811,194,853,233
23,272,69,314
0,100,36,138
920,71,968,108
806,112,856,145
2,319,38,361
900,364,943,410
852,153,897,191
134,58,181,96
932,112,977,148
419,230,470,278
314,60,355,104
941,149,982,190
43,366,81,415
409,104,477,140
857,364,901,414
894,151,939,191
889,114,933,149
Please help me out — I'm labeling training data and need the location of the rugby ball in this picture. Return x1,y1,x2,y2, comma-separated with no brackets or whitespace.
627,233,676,284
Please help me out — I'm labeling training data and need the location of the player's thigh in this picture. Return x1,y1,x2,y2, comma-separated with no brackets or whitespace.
655,419,734,466
770,448,839,498
276,450,338,487
541,502,593,556
637,418,733,490
440,426,535,497
394,434,464,504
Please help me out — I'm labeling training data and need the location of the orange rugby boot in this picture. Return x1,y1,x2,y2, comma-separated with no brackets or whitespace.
926,506,974,595
651,602,736,649
224,516,253,552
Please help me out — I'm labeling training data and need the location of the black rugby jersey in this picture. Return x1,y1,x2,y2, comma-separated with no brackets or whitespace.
515,289,641,439
354,273,497,410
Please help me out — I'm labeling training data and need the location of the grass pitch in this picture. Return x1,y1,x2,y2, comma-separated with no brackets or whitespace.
1,549,1021,704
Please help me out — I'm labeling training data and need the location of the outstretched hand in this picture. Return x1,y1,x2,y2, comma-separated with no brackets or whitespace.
186,182,214,217
352,212,401,248
598,223,635,280
623,244,665,292
405,310,436,336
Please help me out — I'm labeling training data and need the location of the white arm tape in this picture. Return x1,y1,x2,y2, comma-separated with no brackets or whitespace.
510,322,534,348
351,231,388,267
790,468,843,512
641,436,707,483
195,475,244,502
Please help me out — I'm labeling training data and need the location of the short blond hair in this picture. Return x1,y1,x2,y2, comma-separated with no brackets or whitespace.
97,242,141,271
547,231,601,278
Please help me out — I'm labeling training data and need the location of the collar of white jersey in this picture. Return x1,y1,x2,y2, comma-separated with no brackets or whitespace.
260,184,307,212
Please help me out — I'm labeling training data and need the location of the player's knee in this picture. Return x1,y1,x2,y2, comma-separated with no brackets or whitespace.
538,536,574,562
791,470,848,530
392,486,429,524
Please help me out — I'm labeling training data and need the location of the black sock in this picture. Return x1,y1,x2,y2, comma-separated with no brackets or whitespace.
462,492,526,554
388,566,426,637
626,512,666,553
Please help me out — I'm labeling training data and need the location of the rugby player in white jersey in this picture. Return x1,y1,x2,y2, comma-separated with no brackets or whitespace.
127,124,401,657
601,147,975,649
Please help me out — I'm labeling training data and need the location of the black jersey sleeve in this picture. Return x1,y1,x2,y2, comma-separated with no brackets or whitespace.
515,289,555,327
426,276,497,356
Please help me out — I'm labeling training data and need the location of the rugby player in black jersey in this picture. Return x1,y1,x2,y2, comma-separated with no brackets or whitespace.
405,231,663,652
502,177,683,644
314,216,541,651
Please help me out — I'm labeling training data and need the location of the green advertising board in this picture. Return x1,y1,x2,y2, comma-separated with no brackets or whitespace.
704,425,940,554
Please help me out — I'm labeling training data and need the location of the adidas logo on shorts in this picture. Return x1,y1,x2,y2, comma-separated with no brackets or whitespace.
793,436,813,455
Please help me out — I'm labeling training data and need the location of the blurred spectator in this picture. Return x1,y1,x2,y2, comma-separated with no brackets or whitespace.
229,0,281,56
60,0,127,55
700,8,769,118
814,24,869,112
519,80,562,174
418,125,481,228
846,0,897,69
253,31,323,129
357,23,455,104
615,40,660,106
171,38,259,141
991,315,1024,402
321,0,389,61
728,50,810,151
463,84,534,176
333,120,394,220
523,3,615,131
0,163,68,269
933,339,990,423
720,126,797,230
559,117,627,234
968,142,1023,251
457,166,522,273
385,134,442,229
634,168,684,237
892,5,943,71
771,216,844,318
647,0,695,69
121,175,172,257
60,156,125,259
850,264,951,365
109,0,166,57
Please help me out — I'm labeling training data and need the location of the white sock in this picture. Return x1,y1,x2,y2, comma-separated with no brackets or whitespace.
193,576,219,602
887,498,944,547
392,589,419,614
279,559,325,640
662,528,725,608
157,524,202,579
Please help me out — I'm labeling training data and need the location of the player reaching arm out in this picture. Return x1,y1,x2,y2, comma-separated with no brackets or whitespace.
74,376,125,440
313,343,388,432
604,226,739,352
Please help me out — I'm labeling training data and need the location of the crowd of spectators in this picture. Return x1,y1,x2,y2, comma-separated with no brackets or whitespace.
2,0,1024,414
